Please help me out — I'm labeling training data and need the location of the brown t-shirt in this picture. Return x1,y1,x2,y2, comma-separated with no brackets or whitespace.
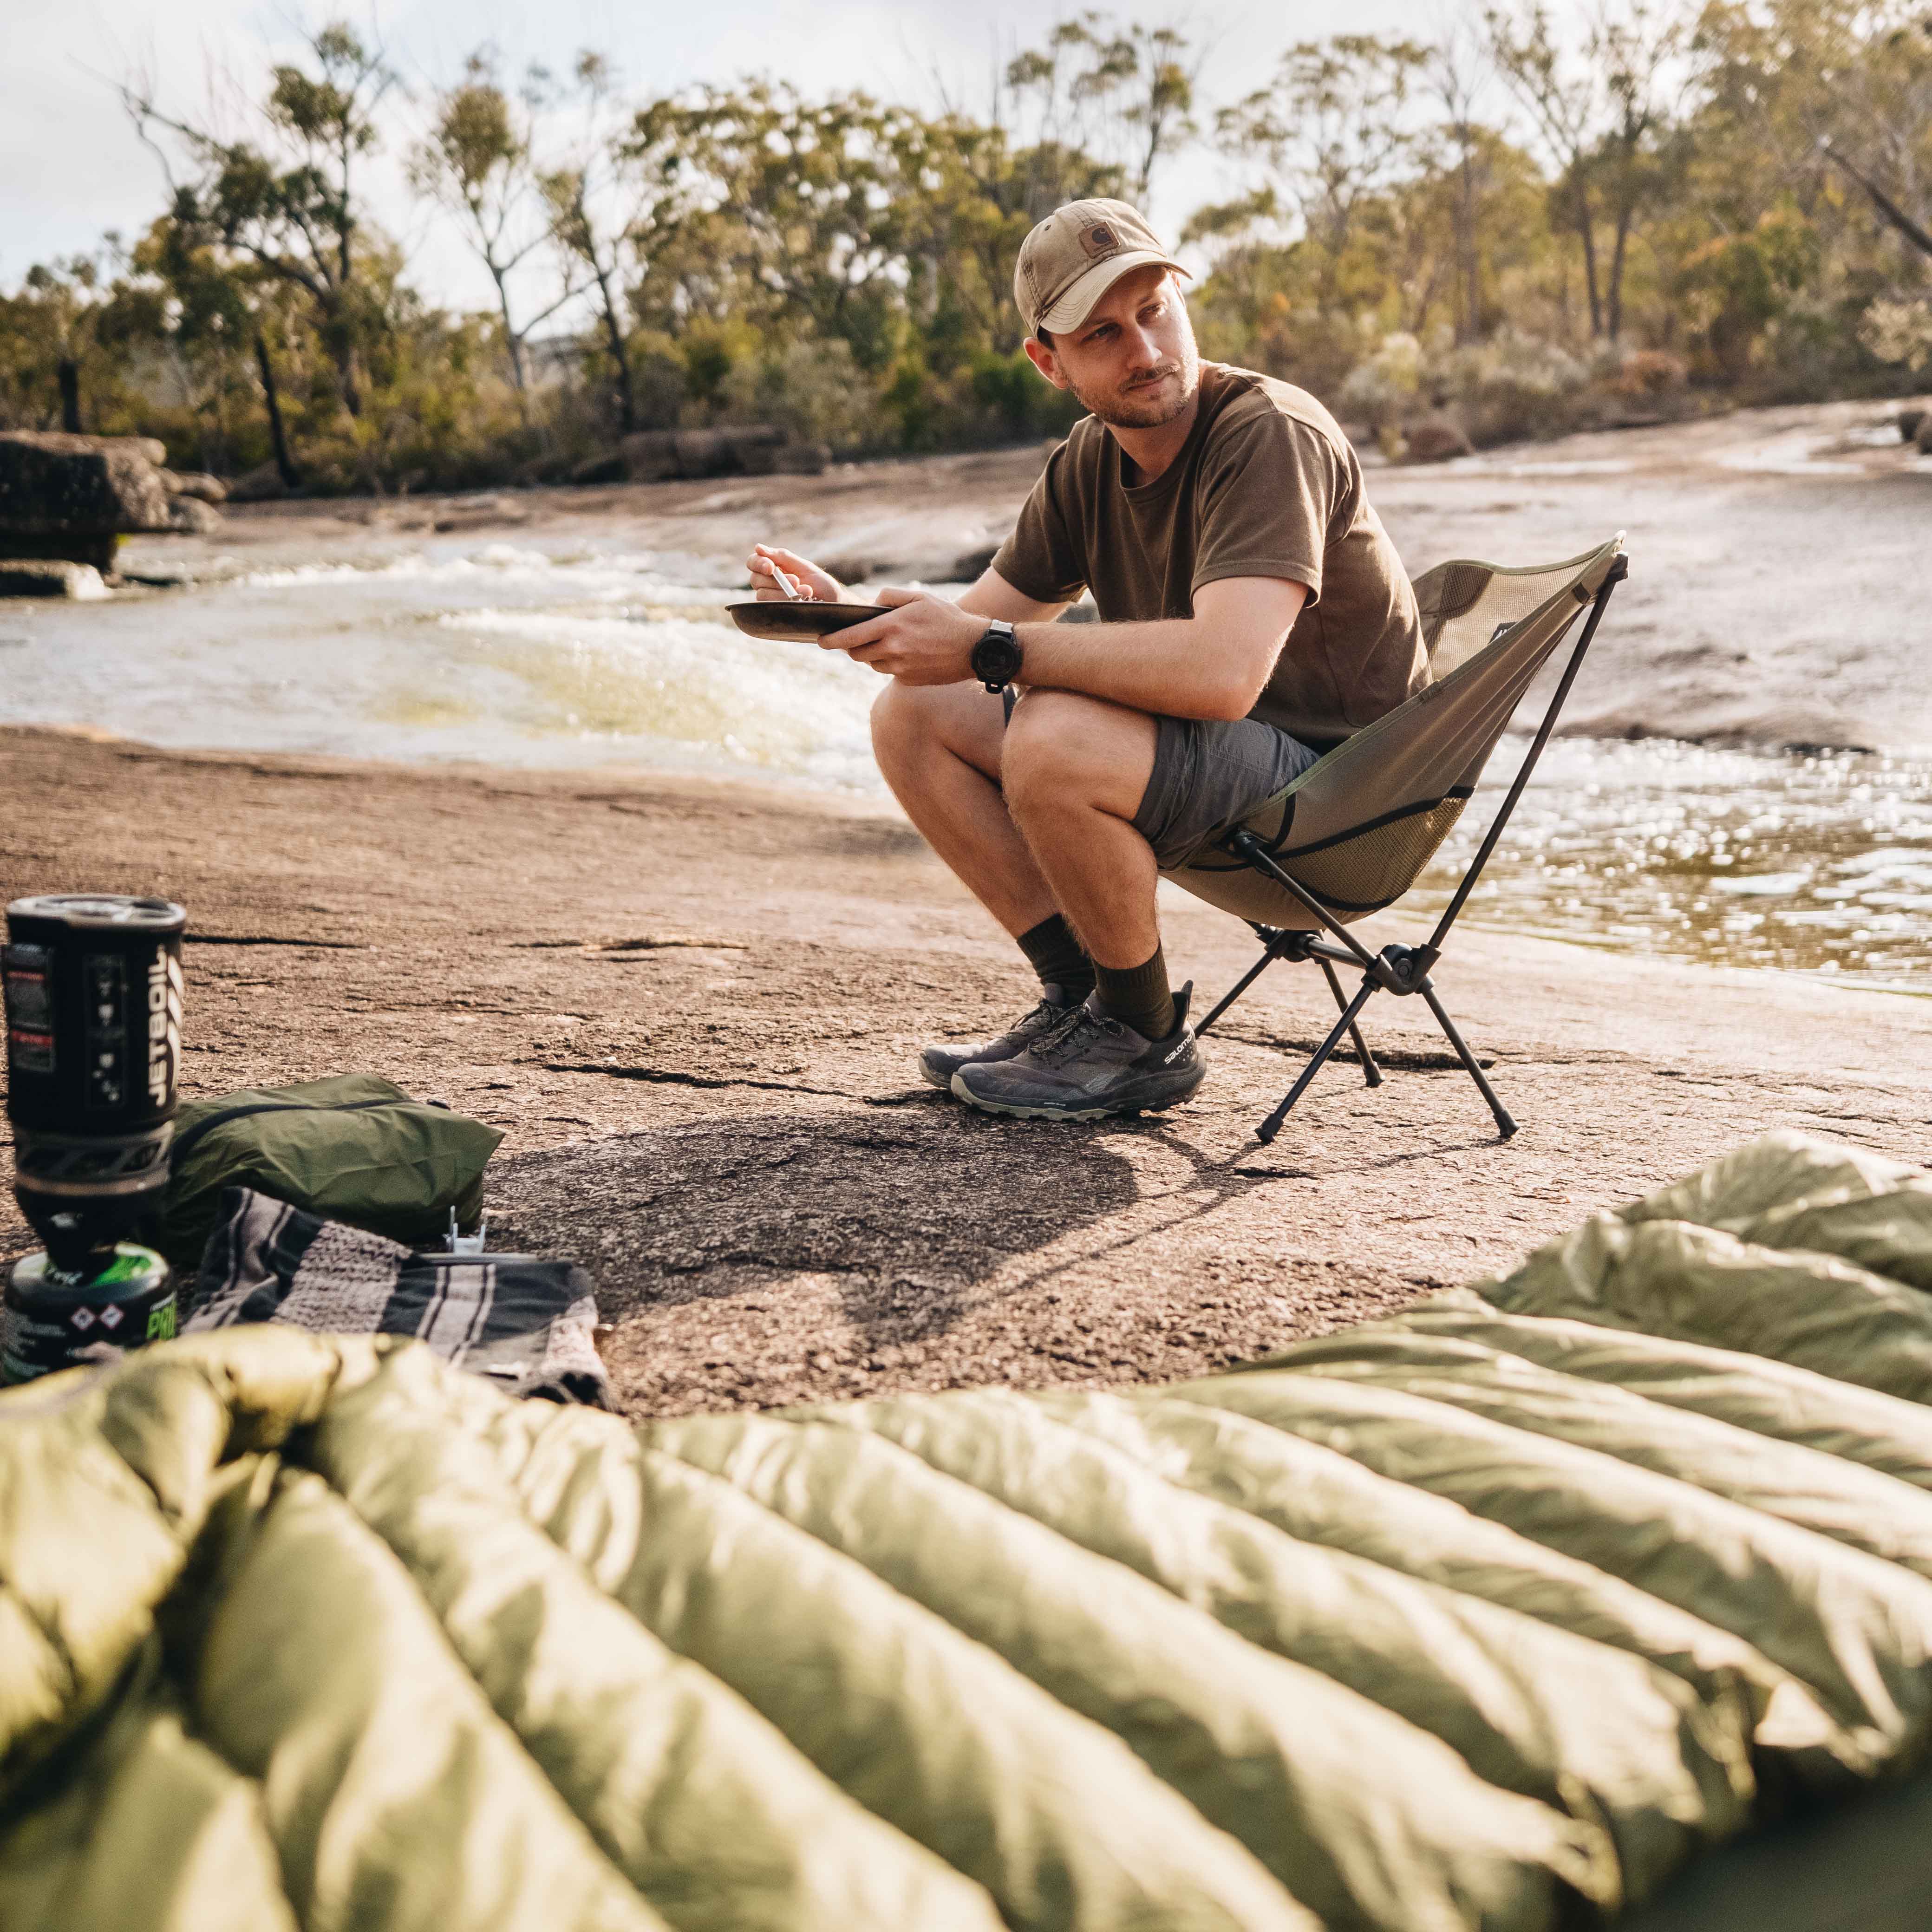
992,363,1427,740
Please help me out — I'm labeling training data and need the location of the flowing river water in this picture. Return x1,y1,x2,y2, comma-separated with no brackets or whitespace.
4,399,1929,993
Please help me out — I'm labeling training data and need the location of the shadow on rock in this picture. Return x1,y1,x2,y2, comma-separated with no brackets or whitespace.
485,1100,1144,1352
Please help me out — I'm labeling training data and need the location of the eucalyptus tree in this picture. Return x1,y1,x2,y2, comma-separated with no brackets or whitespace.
411,50,583,405
624,83,919,367
998,13,1204,205
1213,36,1434,307
1485,0,1690,339
123,21,398,416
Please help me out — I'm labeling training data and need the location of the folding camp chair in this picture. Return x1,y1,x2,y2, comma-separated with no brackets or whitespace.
1172,533,1628,1144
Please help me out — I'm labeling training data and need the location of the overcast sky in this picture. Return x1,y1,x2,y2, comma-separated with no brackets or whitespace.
3,0,1494,303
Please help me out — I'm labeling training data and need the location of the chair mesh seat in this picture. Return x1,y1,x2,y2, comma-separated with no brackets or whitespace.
1178,793,1474,924
1277,793,1474,914
1179,534,1630,1144
1168,537,1625,930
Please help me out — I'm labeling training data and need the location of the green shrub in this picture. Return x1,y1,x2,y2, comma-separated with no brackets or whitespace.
718,336,883,453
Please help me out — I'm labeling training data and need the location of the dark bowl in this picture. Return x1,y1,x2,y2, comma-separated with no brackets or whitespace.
726,600,889,642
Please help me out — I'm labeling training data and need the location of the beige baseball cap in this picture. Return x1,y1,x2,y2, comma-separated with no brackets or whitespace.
1013,197,1190,338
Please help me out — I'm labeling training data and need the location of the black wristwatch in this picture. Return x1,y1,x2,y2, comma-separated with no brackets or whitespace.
971,619,1023,694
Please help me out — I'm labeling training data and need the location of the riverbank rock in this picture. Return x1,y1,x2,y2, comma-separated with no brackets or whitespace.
0,430,222,566
1899,407,1925,444
166,496,223,535
774,440,831,476
227,463,291,503
0,431,172,568
159,469,229,504
1401,414,1475,463
567,450,627,486
432,495,529,533
0,560,110,599
621,425,790,483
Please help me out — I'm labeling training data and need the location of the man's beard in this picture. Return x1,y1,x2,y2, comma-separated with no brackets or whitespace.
1072,338,1201,430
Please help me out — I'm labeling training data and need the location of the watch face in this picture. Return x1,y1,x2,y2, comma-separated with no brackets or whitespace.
973,627,1023,686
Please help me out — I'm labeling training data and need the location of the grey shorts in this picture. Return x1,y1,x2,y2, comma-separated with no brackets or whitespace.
1001,688,1328,869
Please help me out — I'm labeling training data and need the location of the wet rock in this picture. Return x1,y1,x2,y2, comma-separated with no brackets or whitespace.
0,560,109,599
950,542,1001,581
1898,407,1925,444
0,430,175,569
432,496,528,532
1915,415,1932,457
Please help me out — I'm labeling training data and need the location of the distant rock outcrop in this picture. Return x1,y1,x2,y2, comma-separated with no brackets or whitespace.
1400,415,1475,464
0,431,223,583
620,424,828,483
159,470,230,505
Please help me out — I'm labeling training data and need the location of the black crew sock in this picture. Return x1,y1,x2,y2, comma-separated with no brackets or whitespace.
1094,946,1176,1041
1016,914,1094,1006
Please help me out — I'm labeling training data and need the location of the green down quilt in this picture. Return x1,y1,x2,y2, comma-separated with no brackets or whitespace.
4,1128,1932,1932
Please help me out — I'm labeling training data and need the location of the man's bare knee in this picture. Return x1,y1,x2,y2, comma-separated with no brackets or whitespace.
873,679,1007,785
1005,691,1148,820
869,679,925,762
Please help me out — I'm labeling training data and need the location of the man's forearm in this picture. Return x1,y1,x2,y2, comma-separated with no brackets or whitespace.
1015,618,1265,723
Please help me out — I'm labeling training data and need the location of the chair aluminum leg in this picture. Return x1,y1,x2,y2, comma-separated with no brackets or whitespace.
1195,934,1294,1038
1420,984,1516,1139
1317,957,1383,1087
1257,977,1378,1145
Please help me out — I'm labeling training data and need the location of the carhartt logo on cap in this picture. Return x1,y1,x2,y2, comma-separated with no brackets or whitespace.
1081,222,1119,259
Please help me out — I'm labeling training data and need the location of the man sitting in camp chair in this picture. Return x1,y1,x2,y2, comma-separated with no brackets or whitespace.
747,198,1428,1121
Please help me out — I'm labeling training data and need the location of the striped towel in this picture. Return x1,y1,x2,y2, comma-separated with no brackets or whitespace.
188,1186,611,1407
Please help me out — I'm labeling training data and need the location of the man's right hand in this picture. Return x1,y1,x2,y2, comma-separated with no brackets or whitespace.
747,545,843,603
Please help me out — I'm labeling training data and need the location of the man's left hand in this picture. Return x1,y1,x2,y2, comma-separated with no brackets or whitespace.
830,587,983,684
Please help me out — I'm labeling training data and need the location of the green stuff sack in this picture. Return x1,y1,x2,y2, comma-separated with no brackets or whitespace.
160,1075,503,1270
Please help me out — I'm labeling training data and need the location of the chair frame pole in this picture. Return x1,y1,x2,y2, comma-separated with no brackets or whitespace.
1318,957,1382,1087
1200,560,1626,1144
1423,556,1627,960
1258,974,1377,1143
1194,923,1307,1035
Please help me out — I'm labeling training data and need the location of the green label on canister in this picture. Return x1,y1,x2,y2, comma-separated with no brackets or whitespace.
2,1246,176,1386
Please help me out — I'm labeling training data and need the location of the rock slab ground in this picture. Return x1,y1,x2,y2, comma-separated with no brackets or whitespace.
2,726,1925,1419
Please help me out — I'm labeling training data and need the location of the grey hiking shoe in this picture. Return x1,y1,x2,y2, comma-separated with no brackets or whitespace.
918,987,1083,1089
951,985,1204,1120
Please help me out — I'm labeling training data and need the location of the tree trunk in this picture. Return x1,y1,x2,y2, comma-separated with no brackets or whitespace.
57,359,82,433
337,349,364,420
1821,144,1932,262
318,298,363,419
1606,206,1634,343
1455,145,1480,344
255,334,301,489
1573,174,1604,337
592,265,636,434
492,272,533,425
